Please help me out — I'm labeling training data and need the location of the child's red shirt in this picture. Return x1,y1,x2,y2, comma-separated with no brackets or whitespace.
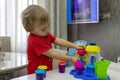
27,33,56,74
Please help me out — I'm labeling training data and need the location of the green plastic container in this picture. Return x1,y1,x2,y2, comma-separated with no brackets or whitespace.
95,59,111,79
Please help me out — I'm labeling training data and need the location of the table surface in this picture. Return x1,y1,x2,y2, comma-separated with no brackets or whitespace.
11,62,120,80
0,49,66,74
0,52,27,74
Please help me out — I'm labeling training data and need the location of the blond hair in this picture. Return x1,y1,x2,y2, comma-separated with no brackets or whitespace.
21,5,50,32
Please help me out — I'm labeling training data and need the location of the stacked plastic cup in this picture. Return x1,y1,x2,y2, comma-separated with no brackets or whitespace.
35,69,45,80
37,65,47,78
74,60,84,75
58,61,66,73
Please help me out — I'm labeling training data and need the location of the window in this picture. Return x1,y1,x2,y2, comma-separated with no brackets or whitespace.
0,0,38,52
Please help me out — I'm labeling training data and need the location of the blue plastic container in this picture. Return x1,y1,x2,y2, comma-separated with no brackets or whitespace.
35,69,45,80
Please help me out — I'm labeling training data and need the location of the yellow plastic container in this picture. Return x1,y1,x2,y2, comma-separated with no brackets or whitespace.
85,44,100,54
37,65,48,70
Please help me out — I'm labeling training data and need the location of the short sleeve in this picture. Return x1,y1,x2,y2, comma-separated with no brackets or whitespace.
48,33,56,42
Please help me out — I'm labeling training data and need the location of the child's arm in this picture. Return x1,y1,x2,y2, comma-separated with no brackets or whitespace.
43,49,78,63
53,38,85,49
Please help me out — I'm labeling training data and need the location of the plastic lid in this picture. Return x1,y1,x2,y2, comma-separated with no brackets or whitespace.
37,65,48,69
35,69,45,74
89,42,97,45
59,61,66,65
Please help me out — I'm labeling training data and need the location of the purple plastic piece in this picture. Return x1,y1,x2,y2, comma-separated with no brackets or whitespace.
74,60,84,75
75,67,84,75
36,74,44,80
35,70,45,80
59,65,66,73
59,62,66,73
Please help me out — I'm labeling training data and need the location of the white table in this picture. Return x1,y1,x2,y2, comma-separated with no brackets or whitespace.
0,49,67,80
0,52,27,79
11,62,120,80
0,49,66,72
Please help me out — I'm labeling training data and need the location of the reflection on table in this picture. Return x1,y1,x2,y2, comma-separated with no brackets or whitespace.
0,52,27,80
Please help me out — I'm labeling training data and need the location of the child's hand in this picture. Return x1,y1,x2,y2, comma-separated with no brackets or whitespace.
75,43,86,49
70,56,79,63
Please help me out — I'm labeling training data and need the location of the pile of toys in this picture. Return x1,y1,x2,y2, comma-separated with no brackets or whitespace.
67,40,111,80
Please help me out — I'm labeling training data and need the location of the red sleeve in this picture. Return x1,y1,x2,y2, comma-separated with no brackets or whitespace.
48,33,56,42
